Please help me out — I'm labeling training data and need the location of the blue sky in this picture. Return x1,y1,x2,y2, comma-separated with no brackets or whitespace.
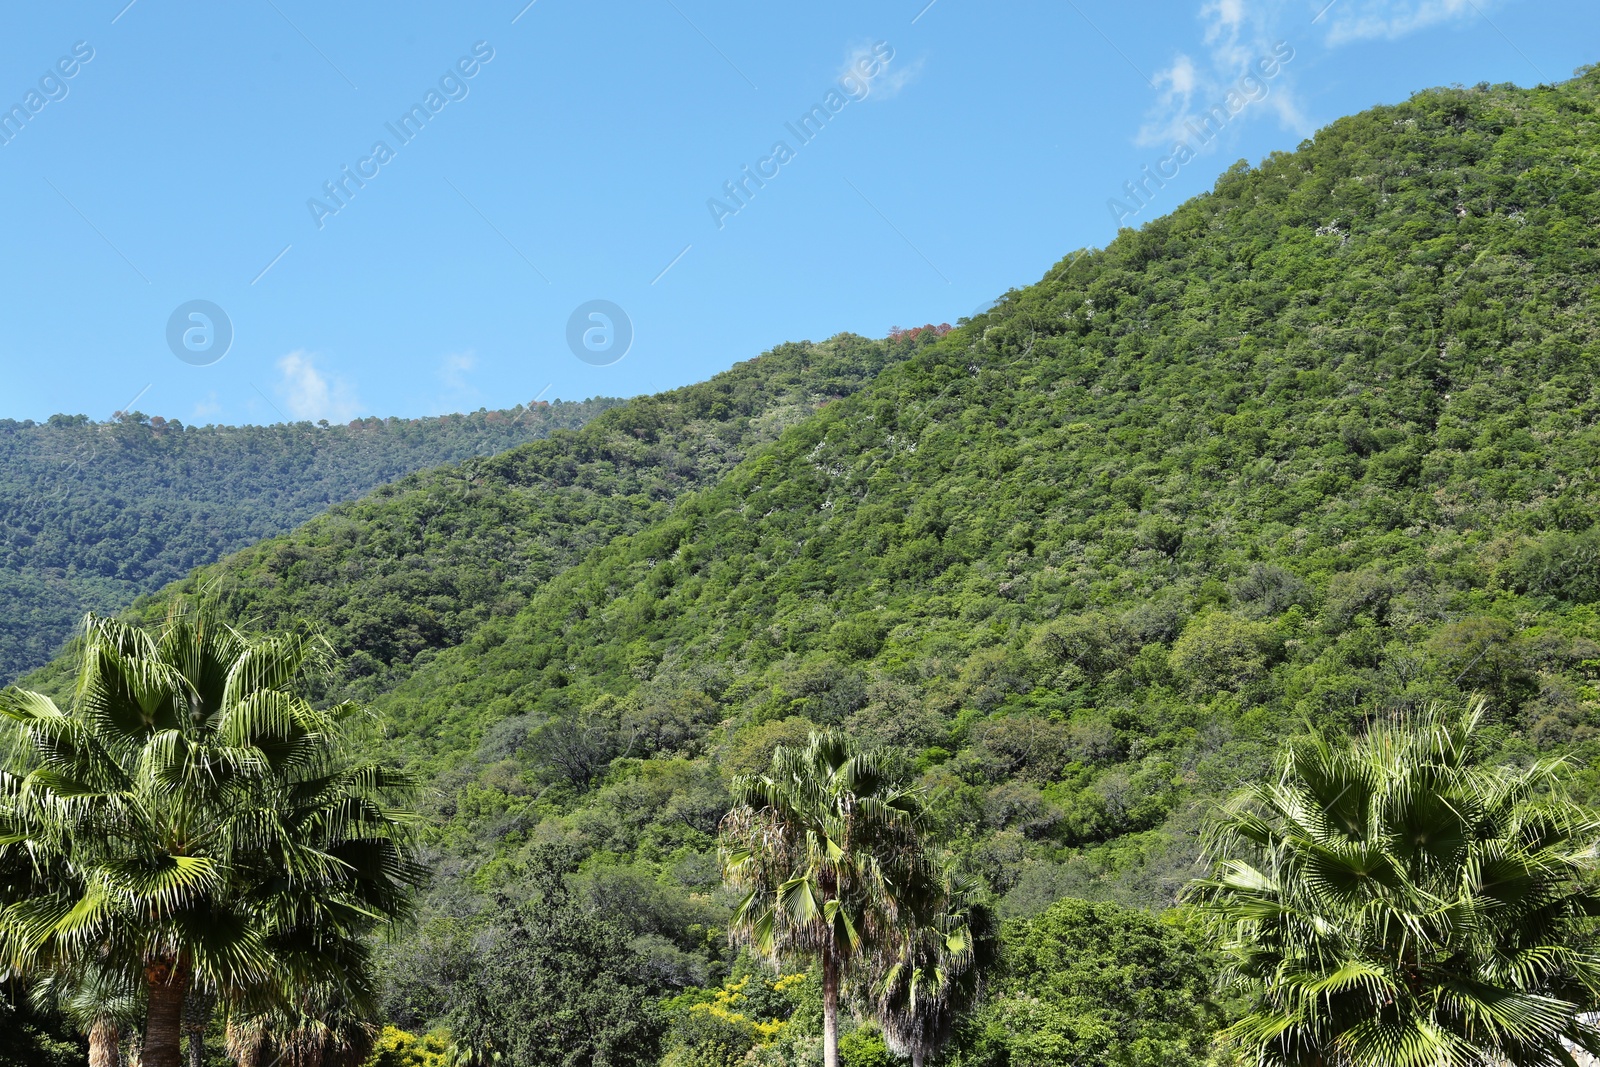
0,0,1592,425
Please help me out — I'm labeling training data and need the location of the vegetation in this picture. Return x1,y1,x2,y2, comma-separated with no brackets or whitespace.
660,972,809,1067
952,897,1220,1067
448,845,667,1067
0,605,420,1067
1189,704,1600,1067
872,871,994,1067
323,66,1600,929
720,730,936,1067
0,399,618,683
12,63,1600,1067
0,978,84,1067
9,334,926,712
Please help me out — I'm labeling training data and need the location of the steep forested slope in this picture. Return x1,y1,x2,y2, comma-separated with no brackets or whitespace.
355,69,1600,965
0,400,616,681
41,335,918,706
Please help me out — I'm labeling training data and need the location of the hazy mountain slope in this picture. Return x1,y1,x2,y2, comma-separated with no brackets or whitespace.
367,70,1600,919
0,399,618,681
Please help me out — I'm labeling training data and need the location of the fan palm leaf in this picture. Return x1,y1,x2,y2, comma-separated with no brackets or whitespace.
1187,702,1600,1067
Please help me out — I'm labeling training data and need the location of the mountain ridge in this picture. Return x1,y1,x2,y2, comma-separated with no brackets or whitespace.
0,399,620,682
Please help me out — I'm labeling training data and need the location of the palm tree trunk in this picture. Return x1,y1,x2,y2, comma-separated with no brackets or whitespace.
823,952,841,1067
89,1018,120,1067
143,957,190,1067
185,1029,205,1067
183,988,214,1067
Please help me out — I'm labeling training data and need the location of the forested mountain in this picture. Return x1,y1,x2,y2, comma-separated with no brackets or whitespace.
17,334,919,709
0,400,618,681
348,69,1600,1013
17,67,1600,1053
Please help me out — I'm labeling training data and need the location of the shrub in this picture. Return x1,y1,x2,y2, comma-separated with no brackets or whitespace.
1168,613,1279,694
367,1026,451,1067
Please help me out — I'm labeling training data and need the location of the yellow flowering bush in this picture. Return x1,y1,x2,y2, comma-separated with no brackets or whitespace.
661,975,805,1067
365,1026,451,1067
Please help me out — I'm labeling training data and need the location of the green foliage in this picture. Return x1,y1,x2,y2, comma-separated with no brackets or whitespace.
873,871,997,1067
448,845,667,1067
0,604,421,1067
721,729,938,1067
660,973,806,1067
0,979,84,1067
1500,527,1600,603
1169,612,1280,694
30,334,916,720
954,898,1220,1067
0,400,616,683
838,1027,894,1067
1188,704,1600,1067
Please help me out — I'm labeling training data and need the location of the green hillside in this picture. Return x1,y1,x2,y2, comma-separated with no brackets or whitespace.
21,334,921,708
347,68,1600,1004
0,400,617,682
16,68,1600,1043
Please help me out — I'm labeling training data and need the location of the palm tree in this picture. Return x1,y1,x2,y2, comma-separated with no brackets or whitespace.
719,729,934,1067
872,870,996,1067
30,959,143,1067
225,975,379,1067
1186,702,1600,1067
0,604,421,1067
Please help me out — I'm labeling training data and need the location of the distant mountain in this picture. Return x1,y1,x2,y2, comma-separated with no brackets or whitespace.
0,400,620,681
53,335,919,709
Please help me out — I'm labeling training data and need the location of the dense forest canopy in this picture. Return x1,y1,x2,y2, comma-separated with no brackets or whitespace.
12,334,927,710
9,65,1600,1065
342,67,1600,994
0,399,619,682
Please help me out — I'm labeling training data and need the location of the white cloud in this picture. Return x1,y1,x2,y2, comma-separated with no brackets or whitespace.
441,351,476,392
191,393,222,424
277,351,360,423
839,43,919,102
1320,0,1476,45
436,351,481,413
1206,0,1247,35
1137,0,1310,150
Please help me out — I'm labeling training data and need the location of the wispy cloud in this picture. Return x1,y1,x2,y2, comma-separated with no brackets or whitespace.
437,351,480,412
277,351,360,422
1139,0,1310,150
191,393,222,424
840,42,919,101
1320,0,1477,45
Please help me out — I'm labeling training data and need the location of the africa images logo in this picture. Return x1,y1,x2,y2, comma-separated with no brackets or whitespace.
706,41,896,230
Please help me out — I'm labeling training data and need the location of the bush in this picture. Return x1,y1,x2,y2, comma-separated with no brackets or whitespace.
660,975,804,1067
1168,613,1279,694
367,1026,451,1067
1499,528,1600,603
839,1027,895,1067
